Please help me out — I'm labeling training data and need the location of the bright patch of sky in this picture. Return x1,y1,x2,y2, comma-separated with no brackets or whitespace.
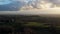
0,0,12,5
19,0,60,10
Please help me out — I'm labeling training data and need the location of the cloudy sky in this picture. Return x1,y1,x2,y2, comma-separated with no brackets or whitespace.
17,0,60,10
1,0,60,11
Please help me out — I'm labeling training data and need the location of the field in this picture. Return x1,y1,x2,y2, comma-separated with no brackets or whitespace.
0,15,60,34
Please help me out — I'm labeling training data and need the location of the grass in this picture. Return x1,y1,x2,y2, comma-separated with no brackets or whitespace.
23,22,49,27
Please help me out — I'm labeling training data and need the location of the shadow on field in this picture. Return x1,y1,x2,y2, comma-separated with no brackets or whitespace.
0,27,60,34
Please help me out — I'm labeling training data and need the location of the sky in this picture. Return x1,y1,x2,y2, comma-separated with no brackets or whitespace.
18,0,60,10
0,0,60,11
0,0,12,5
0,0,60,8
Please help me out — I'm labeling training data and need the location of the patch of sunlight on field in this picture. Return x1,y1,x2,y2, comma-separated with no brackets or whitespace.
23,22,49,27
